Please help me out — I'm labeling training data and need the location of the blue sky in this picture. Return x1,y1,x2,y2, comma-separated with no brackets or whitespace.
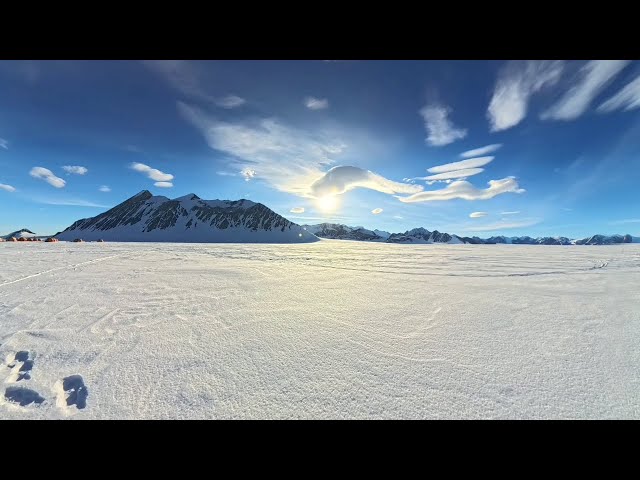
1,60,639,238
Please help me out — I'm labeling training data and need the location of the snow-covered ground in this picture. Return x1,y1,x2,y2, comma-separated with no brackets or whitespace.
1,240,639,419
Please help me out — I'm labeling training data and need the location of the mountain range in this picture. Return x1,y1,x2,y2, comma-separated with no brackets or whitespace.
302,223,639,245
2,192,638,245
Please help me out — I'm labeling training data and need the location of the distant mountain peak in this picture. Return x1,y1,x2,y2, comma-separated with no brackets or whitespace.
1,228,37,239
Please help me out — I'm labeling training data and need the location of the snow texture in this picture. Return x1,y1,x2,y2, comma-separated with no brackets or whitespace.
1,240,639,419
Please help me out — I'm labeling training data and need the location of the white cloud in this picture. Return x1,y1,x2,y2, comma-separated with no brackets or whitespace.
178,101,349,196
0,183,16,192
130,162,174,182
465,219,541,232
240,167,256,181
62,165,88,175
397,177,524,203
290,207,305,214
427,156,494,174
541,60,630,121
216,95,246,109
143,60,215,104
31,196,109,208
393,215,404,219
154,181,173,188
597,75,640,113
216,171,237,177
310,166,423,199
500,211,520,215
469,211,488,218
372,208,383,215
305,97,329,110
419,167,485,181
419,104,467,146
29,167,66,188
488,60,565,131
99,185,111,192
0,138,8,149
609,218,640,225
460,144,502,158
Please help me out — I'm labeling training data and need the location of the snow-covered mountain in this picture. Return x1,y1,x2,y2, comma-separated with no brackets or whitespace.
463,234,638,245
573,234,638,245
2,228,37,240
304,224,465,244
303,222,639,246
462,235,573,245
56,191,319,243
303,223,389,241
387,228,465,244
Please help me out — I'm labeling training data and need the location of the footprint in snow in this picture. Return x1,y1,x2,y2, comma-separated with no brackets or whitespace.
5,350,34,382
4,386,45,407
55,375,88,411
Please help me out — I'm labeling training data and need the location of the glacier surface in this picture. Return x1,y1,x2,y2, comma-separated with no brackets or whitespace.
1,240,639,419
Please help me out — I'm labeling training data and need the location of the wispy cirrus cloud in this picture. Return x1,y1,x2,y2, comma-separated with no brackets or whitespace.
154,181,173,188
305,97,329,110
130,162,174,182
469,211,488,218
428,156,494,174
465,218,541,232
609,218,640,225
178,101,350,196
0,183,16,192
541,60,630,121
29,195,109,208
460,144,502,158
290,207,305,214
216,95,246,109
0,138,8,150
500,211,520,215
397,177,524,203
597,75,640,113
29,167,66,188
310,166,423,199
124,145,143,153
99,185,111,192
488,60,564,131
371,208,383,215
143,60,214,103
419,104,467,146
143,61,245,110
62,165,88,175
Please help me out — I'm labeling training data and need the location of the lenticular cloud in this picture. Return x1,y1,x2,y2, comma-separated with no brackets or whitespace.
309,166,423,198
427,156,494,174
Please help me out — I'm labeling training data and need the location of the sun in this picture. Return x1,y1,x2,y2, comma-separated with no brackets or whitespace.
316,195,339,212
